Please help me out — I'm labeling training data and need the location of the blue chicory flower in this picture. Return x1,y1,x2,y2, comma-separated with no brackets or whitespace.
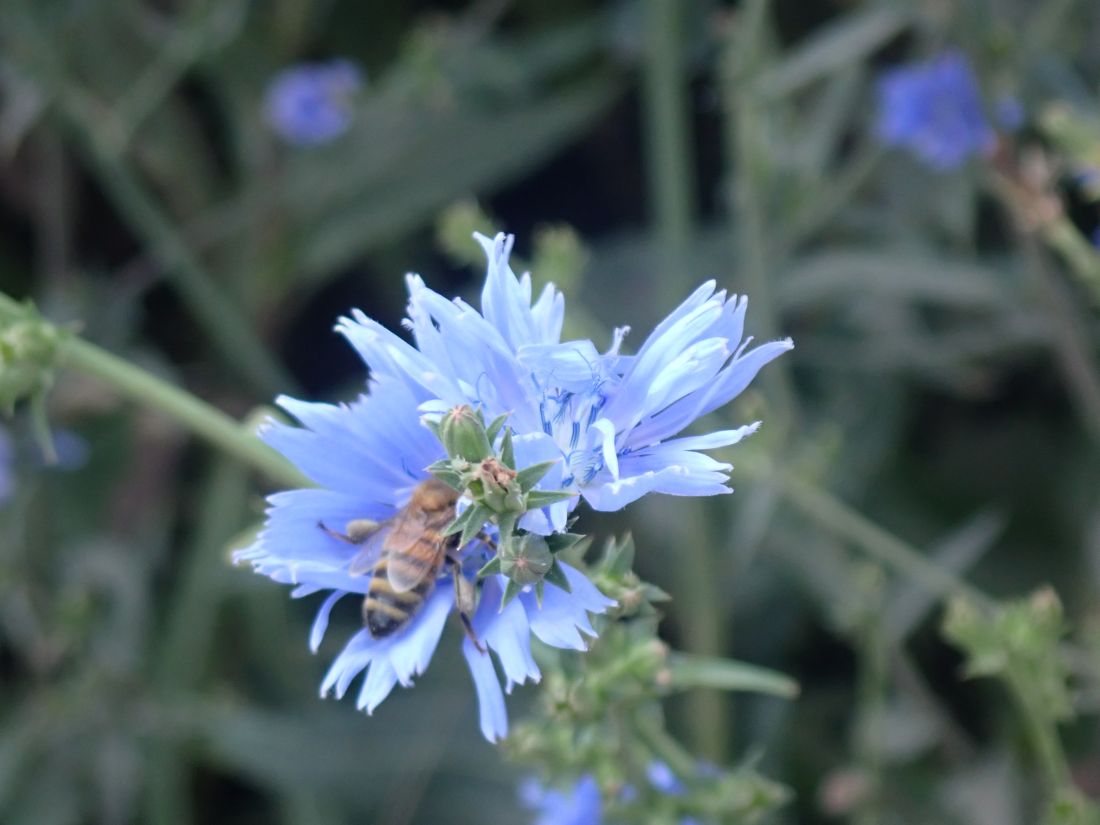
875,50,996,170
235,232,789,741
264,59,361,146
521,775,602,825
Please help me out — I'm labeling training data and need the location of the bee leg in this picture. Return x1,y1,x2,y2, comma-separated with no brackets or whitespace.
476,531,498,552
318,518,383,545
447,556,486,654
317,521,353,543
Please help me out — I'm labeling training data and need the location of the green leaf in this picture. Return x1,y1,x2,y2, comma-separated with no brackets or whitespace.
460,506,491,548
423,416,442,440
500,427,515,470
486,413,509,445
515,459,558,492
524,490,575,509
425,459,463,490
291,72,619,282
442,503,481,538
545,532,585,554
604,534,635,577
543,560,572,593
666,653,799,699
757,8,911,98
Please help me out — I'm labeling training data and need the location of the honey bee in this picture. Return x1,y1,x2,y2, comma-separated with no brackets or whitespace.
320,478,483,650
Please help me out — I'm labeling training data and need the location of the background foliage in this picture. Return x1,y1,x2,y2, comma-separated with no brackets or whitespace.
2,0,1100,823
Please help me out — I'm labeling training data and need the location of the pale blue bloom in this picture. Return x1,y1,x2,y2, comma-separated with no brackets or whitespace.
646,761,685,795
875,51,995,170
521,775,602,825
343,232,791,529
234,376,612,742
264,59,361,146
236,231,787,742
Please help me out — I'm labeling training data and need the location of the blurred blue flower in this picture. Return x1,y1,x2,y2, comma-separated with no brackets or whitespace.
875,51,996,170
521,775,602,825
264,59,361,146
646,761,685,795
236,231,787,741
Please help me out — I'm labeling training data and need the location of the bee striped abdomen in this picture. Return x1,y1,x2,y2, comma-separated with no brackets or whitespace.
362,555,438,637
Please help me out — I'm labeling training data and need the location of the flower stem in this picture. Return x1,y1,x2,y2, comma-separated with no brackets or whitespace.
642,0,731,760
1007,667,1072,793
721,0,798,423
642,0,696,262
58,334,306,488
778,472,995,610
633,710,698,782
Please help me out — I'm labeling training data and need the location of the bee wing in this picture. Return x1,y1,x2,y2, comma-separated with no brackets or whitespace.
384,508,448,593
346,529,389,577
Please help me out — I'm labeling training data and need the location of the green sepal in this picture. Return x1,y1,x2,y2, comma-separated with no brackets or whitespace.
443,503,487,542
500,578,525,610
543,559,572,593
515,459,558,492
426,459,464,491
460,506,490,548
604,534,636,577
500,427,516,470
423,416,442,440
640,582,670,603
534,580,544,608
496,514,518,542
477,556,502,578
545,532,586,554
486,413,509,445
524,489,575,508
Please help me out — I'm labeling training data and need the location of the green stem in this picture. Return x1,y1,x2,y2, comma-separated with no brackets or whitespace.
633,710,697,781
1007,668,1072,793
155,457,252,690
778,472,995,610
1020,233,1100,445
721,0,797,422
642,0,730,760
642,0,696,262
60,335,306,487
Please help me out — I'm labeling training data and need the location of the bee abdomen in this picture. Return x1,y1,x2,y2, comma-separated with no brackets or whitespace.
363,566,435,638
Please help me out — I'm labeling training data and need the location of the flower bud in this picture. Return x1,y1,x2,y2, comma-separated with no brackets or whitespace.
475,457,524,513
499,533,553,585
0,319,60,413
439,404,491,462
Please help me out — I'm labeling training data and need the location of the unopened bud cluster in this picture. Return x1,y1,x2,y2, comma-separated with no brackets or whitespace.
425,404,580,607
0,311,61,415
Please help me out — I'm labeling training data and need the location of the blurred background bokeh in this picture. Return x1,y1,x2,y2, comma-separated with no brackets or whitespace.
2,0,1100,823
